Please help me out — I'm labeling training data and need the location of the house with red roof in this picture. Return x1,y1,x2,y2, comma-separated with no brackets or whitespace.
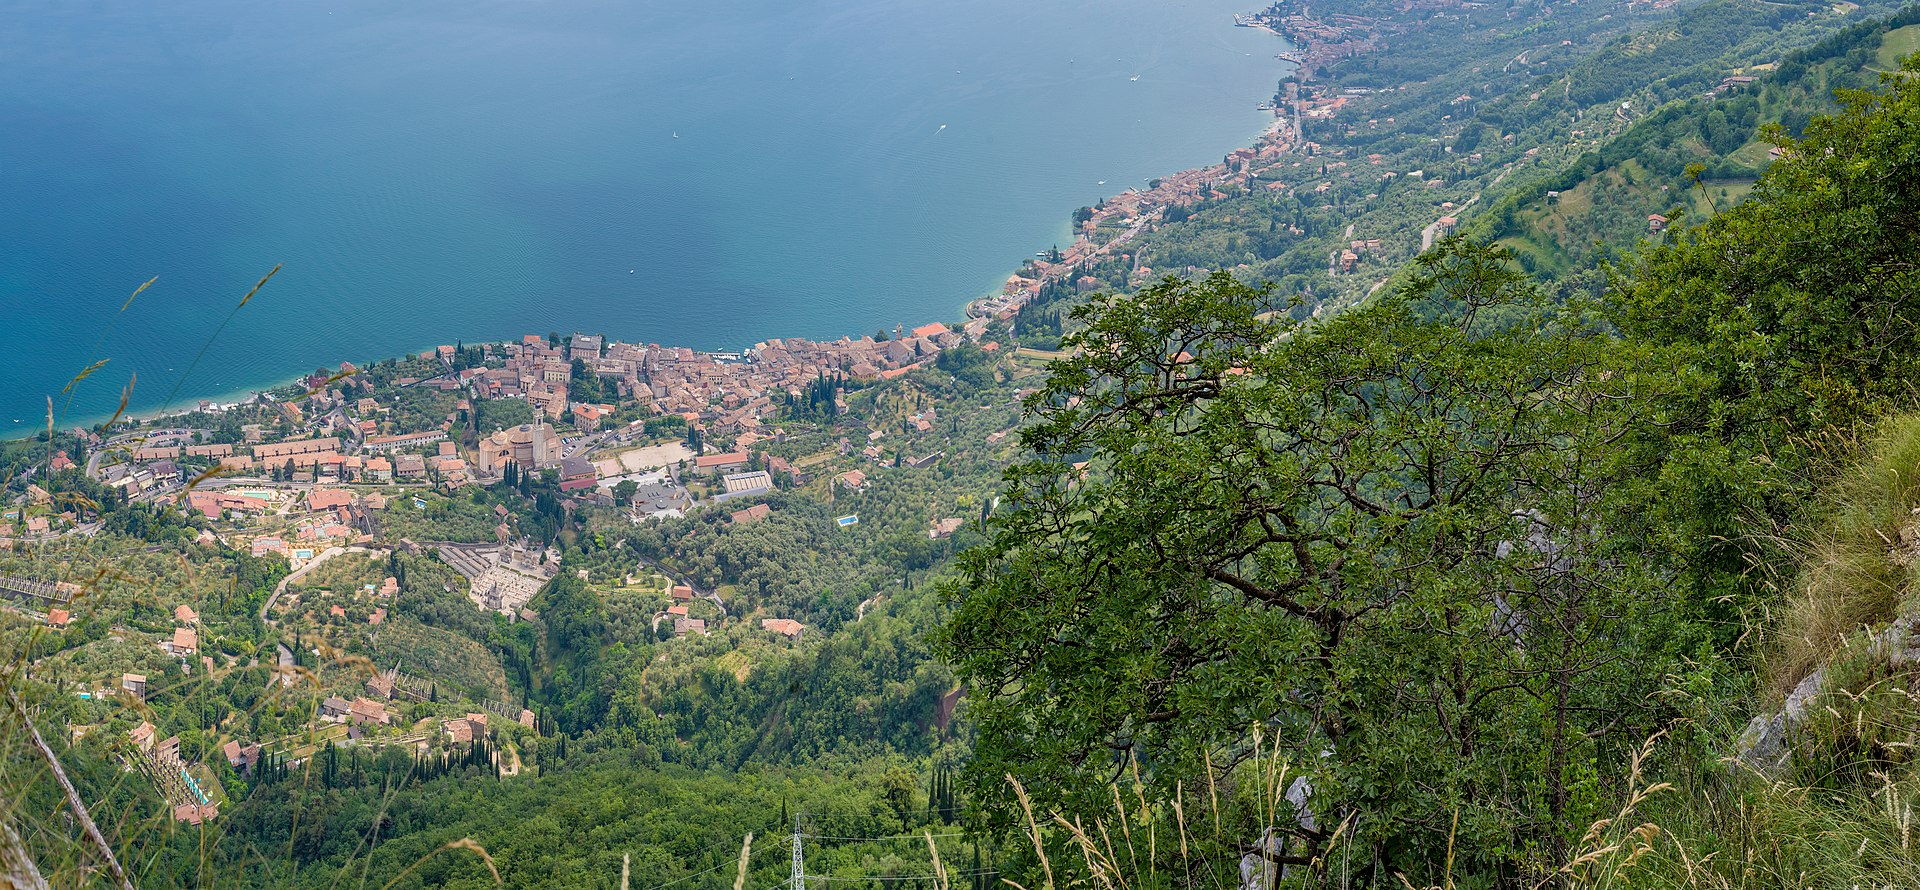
307,489,353,511
347,697,389,726
694,451,749,472
761,618,805,639
731,503,771,524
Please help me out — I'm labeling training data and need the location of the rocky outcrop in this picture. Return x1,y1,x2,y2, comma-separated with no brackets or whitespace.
1737,615,1920,776
0,819,49,890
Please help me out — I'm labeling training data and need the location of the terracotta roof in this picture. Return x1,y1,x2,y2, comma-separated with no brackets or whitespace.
761,618,805,638
307,489,353,511
348,697,388,724
731,503,772,524
695,451,749,468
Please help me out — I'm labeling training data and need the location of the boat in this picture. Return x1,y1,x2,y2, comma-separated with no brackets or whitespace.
1130,75,1140,82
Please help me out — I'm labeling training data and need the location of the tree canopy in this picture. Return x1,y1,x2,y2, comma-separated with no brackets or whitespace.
941,61,1920,882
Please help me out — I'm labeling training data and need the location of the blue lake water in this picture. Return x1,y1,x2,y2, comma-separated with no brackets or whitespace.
0,0,1287,431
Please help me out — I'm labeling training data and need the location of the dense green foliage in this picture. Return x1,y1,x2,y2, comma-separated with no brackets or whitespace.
1613,65,1920,457
939,51,1920,890
943,252,1711,879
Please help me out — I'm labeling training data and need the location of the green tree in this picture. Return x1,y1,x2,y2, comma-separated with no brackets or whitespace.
940,254,1696,879
1606,62,1920,619
880,766,918,831
1613,64,1920,465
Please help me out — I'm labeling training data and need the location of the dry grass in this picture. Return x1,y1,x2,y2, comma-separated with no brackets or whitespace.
1765,414,1920,698
972,721,1920,890
994,726,1317,890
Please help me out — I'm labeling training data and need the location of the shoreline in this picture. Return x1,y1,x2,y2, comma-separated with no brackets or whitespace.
8,25,1298,444
963,90,1296,320
20,349,440,442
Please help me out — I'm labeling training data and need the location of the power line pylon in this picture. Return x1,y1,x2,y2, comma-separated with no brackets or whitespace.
791,819,805,890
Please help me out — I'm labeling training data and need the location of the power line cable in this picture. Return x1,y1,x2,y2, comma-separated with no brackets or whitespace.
800,832,967,843
639,858,740,890
802,870,1000,883
634,831,792,890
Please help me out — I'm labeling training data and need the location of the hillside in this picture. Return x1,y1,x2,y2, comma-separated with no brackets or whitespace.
1091,0,1920,318
1485,6,1920,274
3,1,1920,888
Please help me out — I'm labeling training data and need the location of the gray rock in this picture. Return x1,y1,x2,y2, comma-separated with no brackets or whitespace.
1736,616,1920,776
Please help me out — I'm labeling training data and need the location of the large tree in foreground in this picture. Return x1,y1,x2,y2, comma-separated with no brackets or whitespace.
939,244,1705,884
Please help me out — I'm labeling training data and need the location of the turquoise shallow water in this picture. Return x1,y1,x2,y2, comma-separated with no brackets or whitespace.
0,0,1286,431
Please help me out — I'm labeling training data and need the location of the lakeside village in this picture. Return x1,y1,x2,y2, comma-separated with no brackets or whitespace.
4,25,1435,549
0,3,1504,824
3,296,1059,823
2,321,1006,823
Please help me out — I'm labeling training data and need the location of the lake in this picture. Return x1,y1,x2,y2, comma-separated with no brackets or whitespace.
0,0,1288,431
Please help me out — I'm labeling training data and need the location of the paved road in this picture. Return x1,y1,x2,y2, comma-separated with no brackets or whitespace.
1419,164,1515,251
560,429,617,460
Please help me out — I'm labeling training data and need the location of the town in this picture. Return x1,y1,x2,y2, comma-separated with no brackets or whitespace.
0,306,1030,823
